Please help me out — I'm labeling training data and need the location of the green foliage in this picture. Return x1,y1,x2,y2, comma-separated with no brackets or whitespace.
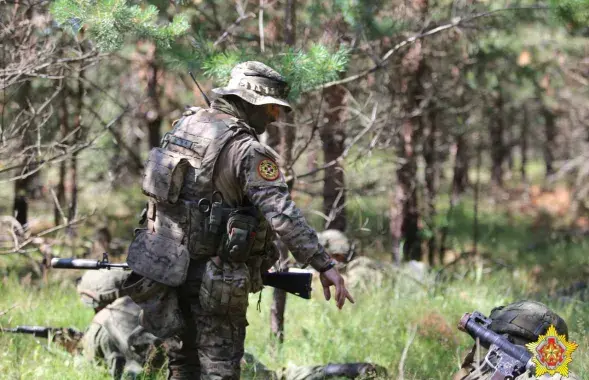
550,0,589,29
167,39,349,101
334,0,406,38
50,0,190,51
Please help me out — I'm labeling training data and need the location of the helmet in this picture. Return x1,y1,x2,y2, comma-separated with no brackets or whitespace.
489,300,568,345
211,61,291,110
317,229,350,257
77,270,132,310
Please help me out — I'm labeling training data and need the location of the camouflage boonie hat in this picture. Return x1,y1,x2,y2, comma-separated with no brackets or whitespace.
489,300,568,345
212,61,292,110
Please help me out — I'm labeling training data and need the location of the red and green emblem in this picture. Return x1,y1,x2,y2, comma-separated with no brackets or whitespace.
257,159,280,181
526,325,578,377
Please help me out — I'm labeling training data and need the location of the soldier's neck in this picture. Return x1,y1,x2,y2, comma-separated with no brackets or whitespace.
211,97,249,122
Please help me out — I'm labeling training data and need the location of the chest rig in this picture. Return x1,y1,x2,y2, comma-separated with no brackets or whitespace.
129,107,275,291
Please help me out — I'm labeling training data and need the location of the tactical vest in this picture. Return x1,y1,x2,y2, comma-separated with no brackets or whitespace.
128,107,277,291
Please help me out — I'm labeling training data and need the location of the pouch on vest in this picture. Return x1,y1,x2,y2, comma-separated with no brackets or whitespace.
142,148,193,204
199,258,250,315
127,229,189,287
220,209,259,263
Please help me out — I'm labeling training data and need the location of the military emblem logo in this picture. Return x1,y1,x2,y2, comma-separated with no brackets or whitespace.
258,159,280,181
525,324,578,377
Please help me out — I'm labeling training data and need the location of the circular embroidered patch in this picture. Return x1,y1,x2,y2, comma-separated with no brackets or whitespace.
258,159,280,181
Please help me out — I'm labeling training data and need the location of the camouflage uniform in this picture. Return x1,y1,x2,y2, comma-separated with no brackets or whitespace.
454,301,579,380
77,270,166,380
126,61,334,380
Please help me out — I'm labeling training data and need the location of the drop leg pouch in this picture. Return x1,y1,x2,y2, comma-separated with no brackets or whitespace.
199,258,251,315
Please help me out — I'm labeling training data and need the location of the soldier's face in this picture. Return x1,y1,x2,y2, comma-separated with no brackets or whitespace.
265,104,281,123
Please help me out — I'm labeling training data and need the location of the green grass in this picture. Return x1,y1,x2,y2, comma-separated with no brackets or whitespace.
1,266,587,379
1,155,588,379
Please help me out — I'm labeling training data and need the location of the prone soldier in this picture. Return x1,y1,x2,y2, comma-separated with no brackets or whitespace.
455,300,579,380
77,270,167,379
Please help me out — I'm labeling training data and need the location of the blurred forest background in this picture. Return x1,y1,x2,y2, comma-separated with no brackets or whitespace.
1,0,589,379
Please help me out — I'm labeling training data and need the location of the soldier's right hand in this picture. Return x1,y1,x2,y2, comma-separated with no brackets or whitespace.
319,268,355,309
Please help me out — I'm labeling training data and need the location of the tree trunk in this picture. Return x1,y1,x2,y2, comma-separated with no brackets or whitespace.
452,133,469,197
521,103,529,183
390,44,426,263
55,92,69,226
147,58,162,149
542,106,556,178
505,111,515,179
320,84,347,231
68,62,85,229
489,90,505,188
269,0,297,348
423,109,438,265
390,0,428,264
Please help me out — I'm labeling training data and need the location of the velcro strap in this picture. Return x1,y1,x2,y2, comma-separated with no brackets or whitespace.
221,276,232,307
163,133,200,153
98,289,120,305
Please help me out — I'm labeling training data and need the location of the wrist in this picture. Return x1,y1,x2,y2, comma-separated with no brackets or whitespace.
318,260,336,273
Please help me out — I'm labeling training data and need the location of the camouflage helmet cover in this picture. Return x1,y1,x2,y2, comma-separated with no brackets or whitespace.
317,229,350,256
212,61,292,110
489,300,568,345
77,270,132,309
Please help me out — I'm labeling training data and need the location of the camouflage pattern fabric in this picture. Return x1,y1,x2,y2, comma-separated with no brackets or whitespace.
82,296,166,380
77,269,132,310
317,229,350,256
166,261,247,380
212,61,291,110
138,62,332,379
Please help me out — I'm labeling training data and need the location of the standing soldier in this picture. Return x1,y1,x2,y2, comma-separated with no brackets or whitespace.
127,61,354,379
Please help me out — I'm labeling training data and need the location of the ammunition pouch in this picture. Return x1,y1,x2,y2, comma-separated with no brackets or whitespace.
127,229,189,287
220,209,259,263
199,257,250,315
121,273,185,339
141,148,196,204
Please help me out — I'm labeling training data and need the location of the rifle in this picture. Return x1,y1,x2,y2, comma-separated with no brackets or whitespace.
1,325,84,354
51,253,313,299
321,363,388,378
458,311,535,380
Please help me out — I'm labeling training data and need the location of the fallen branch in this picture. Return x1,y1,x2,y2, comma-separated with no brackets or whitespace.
398,324,418,380
0,305,17,317
0,214,92,255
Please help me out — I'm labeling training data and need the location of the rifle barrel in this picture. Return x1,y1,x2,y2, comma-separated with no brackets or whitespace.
51,258,130,270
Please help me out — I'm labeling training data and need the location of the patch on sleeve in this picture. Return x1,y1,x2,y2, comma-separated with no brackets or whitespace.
244,142,287,189
257,159,280,181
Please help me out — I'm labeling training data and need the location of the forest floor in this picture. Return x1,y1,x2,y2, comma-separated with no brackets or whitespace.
1,172,589,379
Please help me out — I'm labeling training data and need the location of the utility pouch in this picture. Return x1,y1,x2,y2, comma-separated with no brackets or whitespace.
199,257,250,315
127,229,189,287
142,148,194,204
221,210,259,263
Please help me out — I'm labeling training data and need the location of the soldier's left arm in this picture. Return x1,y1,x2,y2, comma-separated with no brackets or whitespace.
237,141,333,272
